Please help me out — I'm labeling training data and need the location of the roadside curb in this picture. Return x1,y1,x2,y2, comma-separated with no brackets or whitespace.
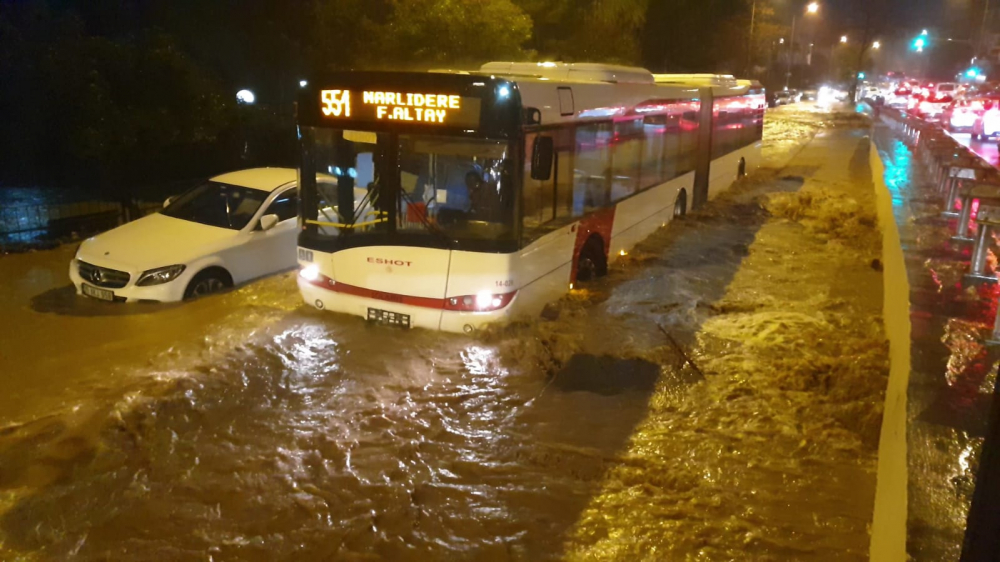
868,139,911,562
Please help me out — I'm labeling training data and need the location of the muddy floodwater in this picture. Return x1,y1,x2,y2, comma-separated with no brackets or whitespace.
0,104,888,560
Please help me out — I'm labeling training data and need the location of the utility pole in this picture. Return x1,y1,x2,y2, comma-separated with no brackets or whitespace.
786,14,797,89
978,0,992,56
747,0,757,76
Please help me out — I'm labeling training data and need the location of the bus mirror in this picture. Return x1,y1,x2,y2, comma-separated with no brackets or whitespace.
524,107,542,125
531,136,554,181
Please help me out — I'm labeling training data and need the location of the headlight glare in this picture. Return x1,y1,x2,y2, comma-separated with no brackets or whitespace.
136,264,186,286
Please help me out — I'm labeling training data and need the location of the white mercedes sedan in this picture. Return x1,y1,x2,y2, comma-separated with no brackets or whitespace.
70,168,299,303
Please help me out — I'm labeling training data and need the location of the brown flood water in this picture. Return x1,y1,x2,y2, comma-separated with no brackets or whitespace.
0,105,887,560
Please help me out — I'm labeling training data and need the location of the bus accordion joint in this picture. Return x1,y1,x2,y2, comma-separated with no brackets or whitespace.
304,217,388,229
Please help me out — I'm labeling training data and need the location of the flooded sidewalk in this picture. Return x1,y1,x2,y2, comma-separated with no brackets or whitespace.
561,119,887,560
0,106,889,561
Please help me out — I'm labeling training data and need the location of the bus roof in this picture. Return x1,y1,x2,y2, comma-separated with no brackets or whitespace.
479,61,655,84
298,65,762,135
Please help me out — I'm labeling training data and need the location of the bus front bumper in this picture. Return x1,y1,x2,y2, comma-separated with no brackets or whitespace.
298,277,513,334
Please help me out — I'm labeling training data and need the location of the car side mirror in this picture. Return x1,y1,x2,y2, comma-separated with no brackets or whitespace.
259,214,279,232
531,136,554,181
163,196,174,209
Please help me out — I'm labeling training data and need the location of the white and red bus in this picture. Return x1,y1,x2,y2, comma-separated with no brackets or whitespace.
295,62,764,333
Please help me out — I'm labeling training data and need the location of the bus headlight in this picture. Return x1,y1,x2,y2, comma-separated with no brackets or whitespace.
300,264,320,282
299,264,336,288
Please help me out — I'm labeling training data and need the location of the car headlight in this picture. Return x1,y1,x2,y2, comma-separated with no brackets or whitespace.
136,264,187,286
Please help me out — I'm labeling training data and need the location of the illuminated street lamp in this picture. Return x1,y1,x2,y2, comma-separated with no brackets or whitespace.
873,40,881,50
236,89,256,105
840,35,848,44
299,80,308,88
785,3,820,89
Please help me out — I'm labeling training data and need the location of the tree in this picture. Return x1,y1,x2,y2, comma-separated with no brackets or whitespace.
840,0,890,99
68,32,234,209
642,0,749,72
516,0,648,64
354,0,534,69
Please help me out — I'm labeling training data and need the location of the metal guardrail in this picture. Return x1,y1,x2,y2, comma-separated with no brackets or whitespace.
879,105,1000,561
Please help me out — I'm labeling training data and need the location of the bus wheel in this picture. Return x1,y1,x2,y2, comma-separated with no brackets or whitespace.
674,191,687,217
738,158,747,178
576,237,607,282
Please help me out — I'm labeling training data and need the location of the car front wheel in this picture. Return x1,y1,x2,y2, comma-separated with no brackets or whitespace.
184,268,232,300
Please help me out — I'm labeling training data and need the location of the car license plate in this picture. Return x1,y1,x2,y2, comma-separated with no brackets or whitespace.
81,283,114,301
367,307,411,328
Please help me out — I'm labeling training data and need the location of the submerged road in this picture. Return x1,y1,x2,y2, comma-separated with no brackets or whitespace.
0,104,887,560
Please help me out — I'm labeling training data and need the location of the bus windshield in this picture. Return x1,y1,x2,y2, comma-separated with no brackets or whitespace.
303,127,515,243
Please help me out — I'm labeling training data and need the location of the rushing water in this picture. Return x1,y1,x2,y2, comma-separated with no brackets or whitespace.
0,105,887,560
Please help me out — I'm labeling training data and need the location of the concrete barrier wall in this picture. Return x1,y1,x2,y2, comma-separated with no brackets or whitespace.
867,140,911,562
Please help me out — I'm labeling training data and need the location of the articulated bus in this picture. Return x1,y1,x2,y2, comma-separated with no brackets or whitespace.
295,62,764,333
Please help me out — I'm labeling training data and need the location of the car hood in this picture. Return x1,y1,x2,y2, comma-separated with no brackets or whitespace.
77,213,239,271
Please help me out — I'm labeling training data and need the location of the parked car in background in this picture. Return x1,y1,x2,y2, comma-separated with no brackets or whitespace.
801,89,818,101
972,102,1000,141
774,90,792,106
911,92,954,121
887,87,912,108
70,168,301,303
935,82,960,98
943,95,999,133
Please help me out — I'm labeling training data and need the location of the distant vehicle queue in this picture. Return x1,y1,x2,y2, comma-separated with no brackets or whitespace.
878,78,1000,142
71,62,766,334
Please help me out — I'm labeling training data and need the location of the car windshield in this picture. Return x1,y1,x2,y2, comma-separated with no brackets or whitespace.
162,181,269,230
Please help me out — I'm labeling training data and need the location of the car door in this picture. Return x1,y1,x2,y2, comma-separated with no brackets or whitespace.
250,186,300,277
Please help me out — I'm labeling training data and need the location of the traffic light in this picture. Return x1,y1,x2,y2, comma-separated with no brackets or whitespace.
913,37,926,51
858,72,866,79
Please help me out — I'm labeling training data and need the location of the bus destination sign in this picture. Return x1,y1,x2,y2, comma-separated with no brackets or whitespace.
320,89,482,128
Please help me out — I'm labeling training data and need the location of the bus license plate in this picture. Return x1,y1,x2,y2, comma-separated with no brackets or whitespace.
82,283,114,301
367,307,411,328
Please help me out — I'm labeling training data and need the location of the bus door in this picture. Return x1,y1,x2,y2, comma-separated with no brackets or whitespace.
692,87,714,210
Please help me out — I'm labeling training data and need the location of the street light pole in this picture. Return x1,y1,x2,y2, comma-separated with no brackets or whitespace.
978,0,991,56
747,0,757,75
786,14,797,89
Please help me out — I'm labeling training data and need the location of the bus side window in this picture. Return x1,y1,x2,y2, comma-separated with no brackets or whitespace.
611,118,642,202
522,133,556,241
555,147,574,219
575,122,612,213
678,104,700,175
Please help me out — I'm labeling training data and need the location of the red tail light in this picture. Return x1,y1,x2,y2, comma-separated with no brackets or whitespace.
444,291,517,312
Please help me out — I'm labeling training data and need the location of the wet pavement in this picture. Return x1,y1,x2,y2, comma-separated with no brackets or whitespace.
0,104,888,560
873,119,998,560
949,130,1000,168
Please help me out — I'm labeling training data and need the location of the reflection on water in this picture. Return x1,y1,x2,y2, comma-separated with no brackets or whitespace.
873,121,996,560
